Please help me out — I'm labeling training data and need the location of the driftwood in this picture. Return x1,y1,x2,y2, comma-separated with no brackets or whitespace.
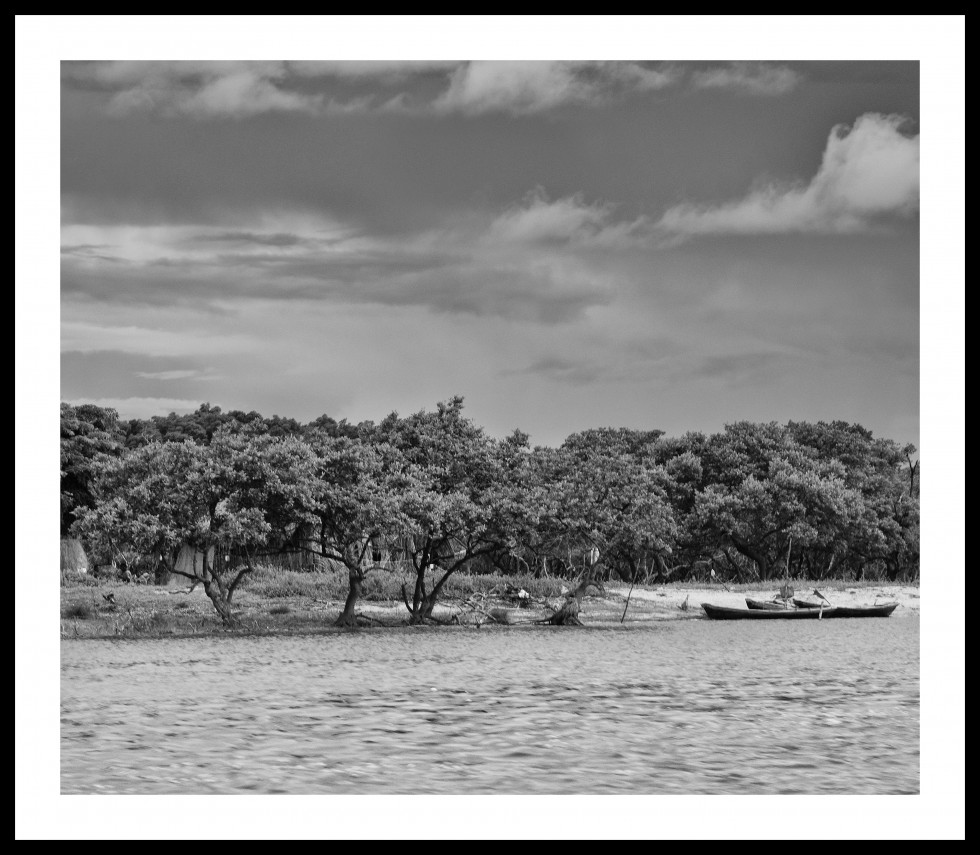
537,575,602,626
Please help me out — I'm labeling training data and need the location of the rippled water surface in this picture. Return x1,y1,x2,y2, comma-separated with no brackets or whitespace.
62,617,918,793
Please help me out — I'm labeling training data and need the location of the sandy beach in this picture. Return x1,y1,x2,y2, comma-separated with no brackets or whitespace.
60,578,919,638
313,581,920,626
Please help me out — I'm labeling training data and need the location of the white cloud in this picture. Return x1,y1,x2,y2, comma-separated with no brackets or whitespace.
134,369,218,381
433,61,677,115
62,60,286,87
65,60,684,118
178,71,321,117
435,61,596,114
486,189,651,247
61,196,637,324
657,113,919,237
63,61,322,118
692,62,800,95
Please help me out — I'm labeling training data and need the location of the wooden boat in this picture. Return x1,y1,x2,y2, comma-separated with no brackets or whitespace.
745,597,793,610
702,602,898,620
827,603,899,618
793,598,824,609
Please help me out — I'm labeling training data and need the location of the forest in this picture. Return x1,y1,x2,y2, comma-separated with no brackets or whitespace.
61,398,920,626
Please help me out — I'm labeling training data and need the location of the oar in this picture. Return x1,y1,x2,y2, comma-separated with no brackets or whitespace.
620,569,638,624
813,588,832,606
710,567,731,592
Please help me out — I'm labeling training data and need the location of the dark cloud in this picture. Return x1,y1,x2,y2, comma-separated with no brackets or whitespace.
508,356,605,386
188,231,313,247
692,352,784,381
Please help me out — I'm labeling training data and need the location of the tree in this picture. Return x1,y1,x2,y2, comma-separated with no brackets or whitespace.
693,424,859,581
371,397,534,624
553,432,677,586
73,431,319,624
305,434,421,627
60,403,125,536
787,421,920,579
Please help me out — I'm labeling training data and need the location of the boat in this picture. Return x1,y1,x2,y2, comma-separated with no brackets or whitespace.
745,597,793,610
826,603,899,618
793,598,824,609
702,602,898,620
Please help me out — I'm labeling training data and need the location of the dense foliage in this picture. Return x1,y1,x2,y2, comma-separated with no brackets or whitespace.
64,399,919,623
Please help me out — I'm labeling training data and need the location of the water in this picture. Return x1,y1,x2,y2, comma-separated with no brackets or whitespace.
61,617,919,794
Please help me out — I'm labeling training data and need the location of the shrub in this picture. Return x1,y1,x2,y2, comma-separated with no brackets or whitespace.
242,565,345,599
62,601,93,619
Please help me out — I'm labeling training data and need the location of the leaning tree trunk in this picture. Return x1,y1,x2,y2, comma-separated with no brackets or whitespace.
543,574,595,626
201,574,235,626
335,567,365,627
414,568,454,624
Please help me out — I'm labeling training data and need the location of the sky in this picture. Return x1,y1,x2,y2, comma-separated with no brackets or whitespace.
60,58,921,448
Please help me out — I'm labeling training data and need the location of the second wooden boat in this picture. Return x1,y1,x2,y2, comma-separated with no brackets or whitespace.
702,602,898,620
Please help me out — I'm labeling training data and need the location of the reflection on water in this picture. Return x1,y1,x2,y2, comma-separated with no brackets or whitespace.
61,618,918,794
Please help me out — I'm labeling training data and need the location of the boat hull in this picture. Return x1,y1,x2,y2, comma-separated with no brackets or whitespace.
702,602,898,620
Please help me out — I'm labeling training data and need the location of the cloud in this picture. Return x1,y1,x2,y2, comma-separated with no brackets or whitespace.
656,113,919,237
64,61,322,118
64,60,681,118
433,61,677,115
486,189,652,247
176,71,321,118
288,60,460,79
692,62,801,95
134,369,218,381
510,355,605,386
61,195,635,323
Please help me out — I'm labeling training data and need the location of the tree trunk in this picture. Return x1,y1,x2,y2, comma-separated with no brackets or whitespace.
335,567,364,627
543,574,594,626
202,576,234,625
418,593,439,623
409,566,427,625
414,566,451,624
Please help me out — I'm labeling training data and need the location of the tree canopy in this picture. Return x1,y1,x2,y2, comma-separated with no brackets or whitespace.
64,399,920,622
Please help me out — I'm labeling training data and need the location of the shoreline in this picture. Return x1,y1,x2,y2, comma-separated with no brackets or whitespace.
60,580,919,640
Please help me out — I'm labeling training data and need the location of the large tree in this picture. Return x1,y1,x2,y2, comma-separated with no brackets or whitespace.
692,423,861,581
371,397,535,624
305,434,421,627
73,430,319,623
553,430,677,585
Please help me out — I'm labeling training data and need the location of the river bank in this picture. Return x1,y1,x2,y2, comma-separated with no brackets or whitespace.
60,575,919,639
